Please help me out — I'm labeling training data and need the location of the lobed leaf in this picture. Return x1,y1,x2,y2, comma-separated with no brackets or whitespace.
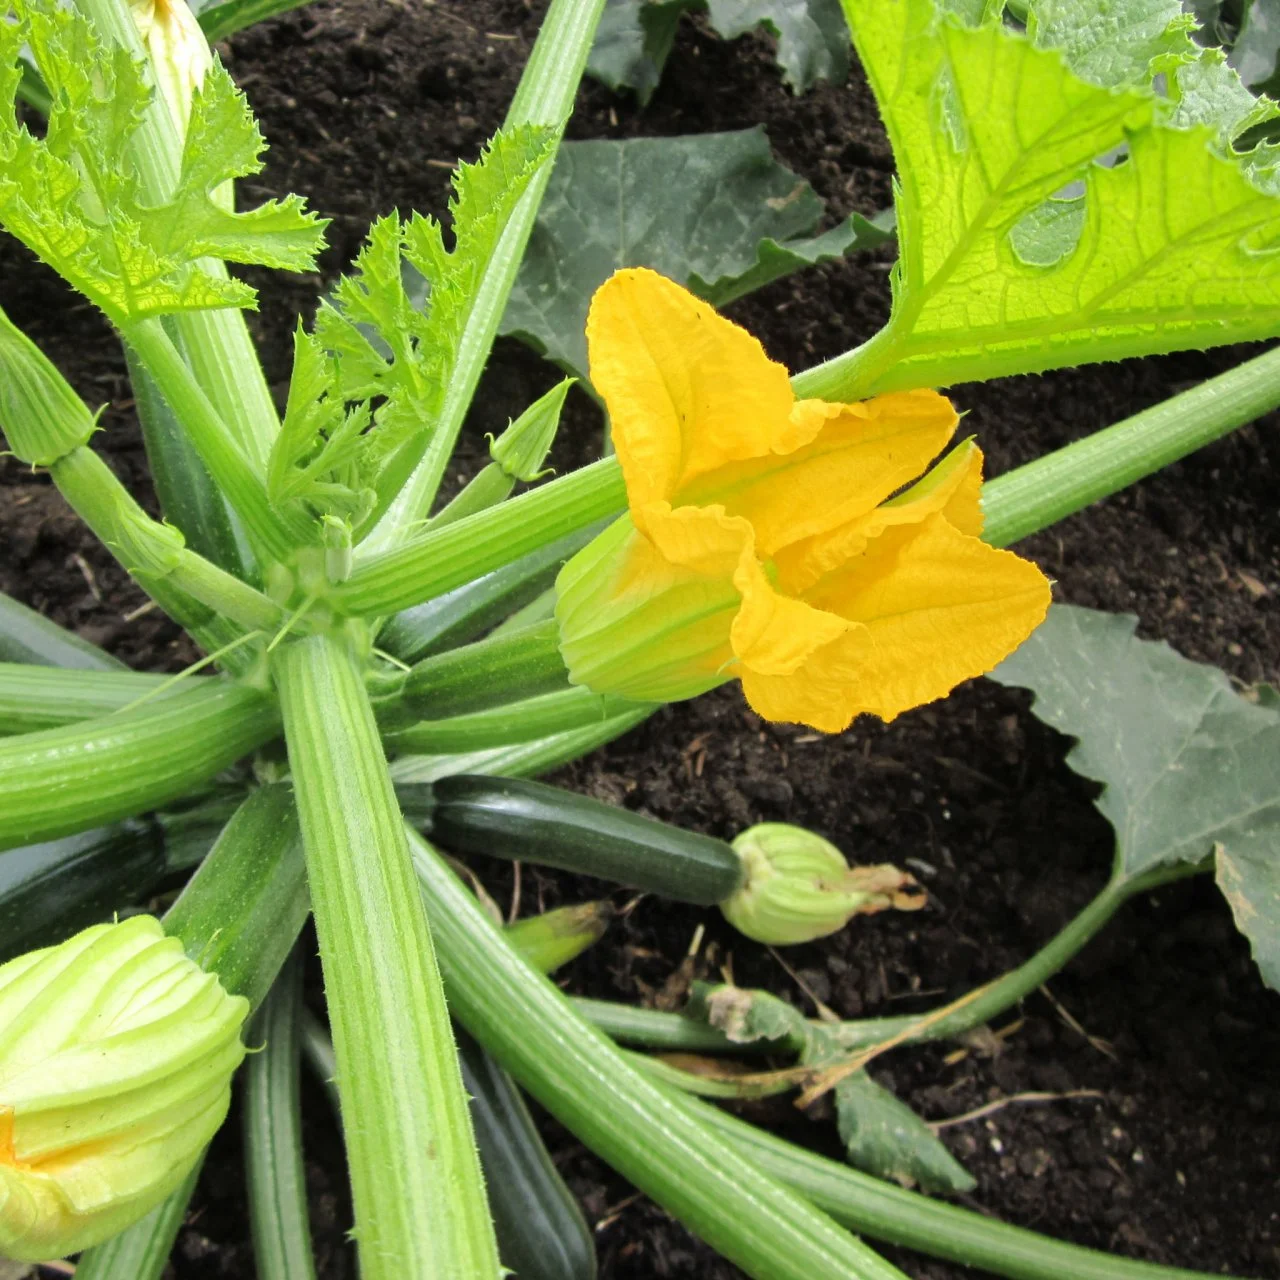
501,128,892,379
277,126,556,530
0,3,325,326
845,0,1280,392
991,604,1280,991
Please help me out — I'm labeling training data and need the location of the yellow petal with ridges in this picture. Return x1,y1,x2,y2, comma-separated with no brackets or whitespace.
739,627,873,732
586,268,794,506
805,514,1052,723
685,390,959,557
730,555,859,678
776,439,985,594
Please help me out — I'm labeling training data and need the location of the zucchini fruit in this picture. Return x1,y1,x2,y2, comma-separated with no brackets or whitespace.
409,774,744,907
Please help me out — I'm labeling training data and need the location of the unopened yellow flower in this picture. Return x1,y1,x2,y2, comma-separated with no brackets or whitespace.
131,0,211,138
555,269,1051,733
0,916,247,1261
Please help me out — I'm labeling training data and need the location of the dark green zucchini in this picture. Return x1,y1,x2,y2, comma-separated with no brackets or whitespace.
457,1026,597,1280
0,796,236,962
412,775,744,906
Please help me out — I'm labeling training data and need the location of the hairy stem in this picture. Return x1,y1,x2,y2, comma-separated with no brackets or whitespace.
272,633,498,1280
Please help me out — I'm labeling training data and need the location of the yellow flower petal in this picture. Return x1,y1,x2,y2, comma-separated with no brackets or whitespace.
684,390,959,558
586,268,794,507
775,438,985,594
730,554,857,677
739,628,872,732
804,514,1052,723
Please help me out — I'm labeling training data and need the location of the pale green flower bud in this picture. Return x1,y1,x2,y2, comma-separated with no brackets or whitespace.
131,0,211,139
0,916,248,1261
488,378,574,483
720,823,923,945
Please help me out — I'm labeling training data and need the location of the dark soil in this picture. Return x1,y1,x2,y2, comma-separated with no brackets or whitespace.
2,2,1279,1278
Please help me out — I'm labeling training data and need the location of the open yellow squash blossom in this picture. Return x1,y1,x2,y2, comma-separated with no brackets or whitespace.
555,269,1052,733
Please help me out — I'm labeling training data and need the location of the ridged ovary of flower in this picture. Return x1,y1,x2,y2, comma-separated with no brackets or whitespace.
0,916,248,1261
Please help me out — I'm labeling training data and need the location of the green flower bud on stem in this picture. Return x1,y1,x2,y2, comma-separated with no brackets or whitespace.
720,823,923,945
0,916,248,1261
0,307,98,468
488,377,574,483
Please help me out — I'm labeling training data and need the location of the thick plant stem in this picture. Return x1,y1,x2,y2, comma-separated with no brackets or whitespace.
272,633,499,1280
0,680,279,851
674,1090,1242,1280
245,950,317,1280
124,321,310,560
362,0,608,554
0,589,125,670
77,785,309,1278
0,662,168,733
982,344,1280,547
408,826,909,1280
340,458,626,617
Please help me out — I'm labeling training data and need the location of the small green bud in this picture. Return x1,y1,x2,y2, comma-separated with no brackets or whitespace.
505,902,614,975
720,823,923,945
0,916,248,1261
108,501,187,579
322,515,354,584
0,307,98,468
488,377,574,483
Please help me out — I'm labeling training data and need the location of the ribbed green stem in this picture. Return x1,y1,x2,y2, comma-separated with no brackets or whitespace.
981,344,1280,547
387,685,651,754
394,618,569,722
50,445,283,639
378,525,600,664
245,950,317,1280
342,458,626,617
0,590,125,671
388,702,655,784
674,1090,1241,1280
199,0,314,42
125,342,255,580
407,825,908,1280
72,1156,205,1280
362,0,608,554
0,662,169,733
0,680,279,851
272,633,498,1280
123,321,308,561
489,585,558,636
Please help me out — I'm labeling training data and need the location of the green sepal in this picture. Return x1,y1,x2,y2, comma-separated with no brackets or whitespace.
0,304,99,467
488,377,574,482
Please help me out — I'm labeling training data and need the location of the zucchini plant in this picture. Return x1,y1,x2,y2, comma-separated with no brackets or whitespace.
0,0,1278,1277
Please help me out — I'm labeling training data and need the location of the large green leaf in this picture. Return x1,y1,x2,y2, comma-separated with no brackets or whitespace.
991,605,1280,990
839,0,1280,393
587,0,849,101
0,2,324,326
500,128,892,378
